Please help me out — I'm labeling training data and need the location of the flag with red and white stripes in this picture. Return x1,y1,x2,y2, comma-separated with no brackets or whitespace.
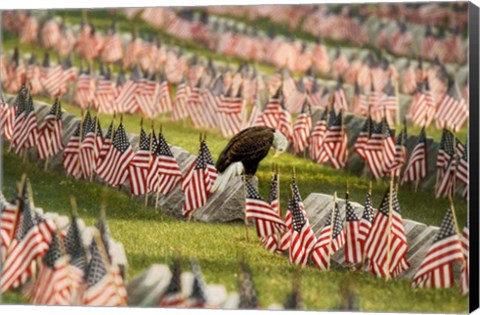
14,92,38,154
358,192,374,244
62,123,82,179
79,114,96,179
364,187,409,279
172,80,190,121
456,139,468,191
435,79,468,132
353,116,373,160
288,193,317,266
95,69,117,114
1,185,51,293
412,209,464,289
96,122,134,187
333,78,349,113
82,239,126,306
311,200,345,270
182,140,217,217
402,127,428,184
317,109,348,169
0,194,18,255
435,153,457,199
292,103,312,154
309,108,328,162
245,178,286,240
74,70,96,109
217,87,244,138
128,128,151,196
344,195,362,265
27,233,72,305
146,132,182,196
37,98,63,160
261,91,282,129
410,79,435,127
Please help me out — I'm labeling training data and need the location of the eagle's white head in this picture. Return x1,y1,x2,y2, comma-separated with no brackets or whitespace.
272,131,288,157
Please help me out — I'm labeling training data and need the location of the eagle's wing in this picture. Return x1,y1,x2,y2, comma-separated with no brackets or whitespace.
216,127,274,172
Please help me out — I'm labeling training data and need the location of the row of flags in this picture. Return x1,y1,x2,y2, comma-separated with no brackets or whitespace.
0,177,127,306
244,170,469,293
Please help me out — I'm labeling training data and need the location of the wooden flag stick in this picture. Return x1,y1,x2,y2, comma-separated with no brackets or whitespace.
385,172,395,281
243,174,250,243
326,191,337,271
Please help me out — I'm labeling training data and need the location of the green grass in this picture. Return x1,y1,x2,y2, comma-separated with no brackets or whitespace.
1,149,468,312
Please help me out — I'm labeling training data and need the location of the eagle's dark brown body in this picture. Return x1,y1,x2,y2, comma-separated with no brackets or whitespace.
216,126,275,175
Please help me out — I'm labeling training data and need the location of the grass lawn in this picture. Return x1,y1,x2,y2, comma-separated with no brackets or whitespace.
1,149,468,312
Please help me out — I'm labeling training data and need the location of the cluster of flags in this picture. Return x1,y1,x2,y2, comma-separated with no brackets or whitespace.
0,177,127,306
244,169,469,292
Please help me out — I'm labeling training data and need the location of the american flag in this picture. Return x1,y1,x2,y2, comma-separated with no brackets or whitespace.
95,121,115,174
317,109,348,169
277,102,293,143
127,128,151,196
43,59,66,97
311,199,345,270
37,98,63,160
79,114,96,179
74,69,96,109
435,78,468,132
159,259,185,306
96,122,134,187
402,127,428,184
182,140,217,217
358,192,374,244
0,193,19,256
2,96,16,140
172,79,190,121
261,91,282,129
410,79,435,127
184,260,208,308
436,128,455,174
245,178,285,239
456,139,468,190
333,78,349,113
353,116,373,160
288,188,317,266
102,27,123,64
375,80,398,127
1,184,50,292
115,70,140,114
62,123,82,179
14,92,38,154
390,123,408,177
158,77,174,114
64,215,87,305
401,61,418,95
435,152,457,199
412,209,463,288
352,81,368,116
83,239,125,306
309,108,328,162
364,187,409,279
40,18,61,49
237,260,259,309
344,195,362,265
26,55,43,95
217,87,245,137
146,132,182,196
187,81,208,129
27,233,71,305
95,67,117,114
459,225,469,295
292,102,312,154
135,72,160,118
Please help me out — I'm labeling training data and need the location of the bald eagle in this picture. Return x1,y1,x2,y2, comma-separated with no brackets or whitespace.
211,126,288,192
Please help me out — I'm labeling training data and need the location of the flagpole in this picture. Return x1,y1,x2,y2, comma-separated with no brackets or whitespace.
326,191,337,271
385,172,395,281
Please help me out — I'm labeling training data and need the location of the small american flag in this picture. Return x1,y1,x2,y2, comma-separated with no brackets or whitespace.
292,102,312,154
364,187,409,279
435,153,457,199
317,109,348,169
1,184,50,293
14,92,38,154
410,79,435,127
83,239,125,306
27,233,71,305
146,132,182,196
456,139,468,191
74,69,96,109
245,178,285,239
435,78,468,132
95,121,115,174
127,128,150,196
288,193,317,266
64,215,87,305
353,116,373,161
436,128,455,174
344,195,362,265
333,78,349,113
159,259,185,307
277,103,293,143
182,140,217,217
37,98,63,160
95,68,117,114
79,114,96,179
358,192,374,243
311,200,345,270
402,127,428,184
172,79,190,121
309,108,328,162
412,209,463,288
96,122,134,187
261,91,282,129
62,123,82,179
